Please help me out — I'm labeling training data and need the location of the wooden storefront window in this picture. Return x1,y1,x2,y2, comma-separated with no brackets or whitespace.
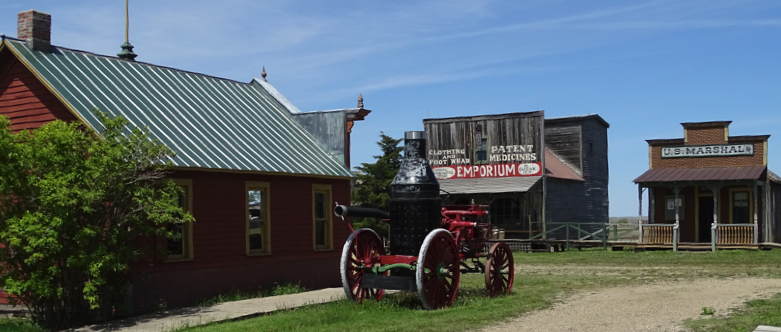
313,184,333,251
730,189,751,224
664,196,684,222
166,179,194,262
246,182,271,255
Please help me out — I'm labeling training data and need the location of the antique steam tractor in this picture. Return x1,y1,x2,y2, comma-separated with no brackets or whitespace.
335,131,514,309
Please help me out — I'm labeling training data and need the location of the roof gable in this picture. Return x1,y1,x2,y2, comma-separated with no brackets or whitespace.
4,38,350,177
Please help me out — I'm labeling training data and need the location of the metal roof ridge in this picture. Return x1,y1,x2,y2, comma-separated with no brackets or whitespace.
6,38,252,86
253,79,302,113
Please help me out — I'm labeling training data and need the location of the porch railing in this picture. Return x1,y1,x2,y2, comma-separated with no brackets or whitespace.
640,224,676,244
711,223,756,246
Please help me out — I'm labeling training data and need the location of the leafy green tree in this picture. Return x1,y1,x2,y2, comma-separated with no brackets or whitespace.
0,113,192,329
351,133,402,237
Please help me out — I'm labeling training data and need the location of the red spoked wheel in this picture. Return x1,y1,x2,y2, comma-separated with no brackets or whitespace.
485,242,515,297
340,228,386,302
416,229,461,310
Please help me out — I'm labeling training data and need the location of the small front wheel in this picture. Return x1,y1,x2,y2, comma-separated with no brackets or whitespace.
340,228,385,302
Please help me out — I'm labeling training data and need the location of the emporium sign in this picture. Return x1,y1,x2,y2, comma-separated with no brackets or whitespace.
432,162,542,180
661,144,754,158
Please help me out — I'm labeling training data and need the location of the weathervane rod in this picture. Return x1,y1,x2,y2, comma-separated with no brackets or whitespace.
124,0,129,43
117,0,138,60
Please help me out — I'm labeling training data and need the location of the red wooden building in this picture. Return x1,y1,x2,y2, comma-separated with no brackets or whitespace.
0,10,368,310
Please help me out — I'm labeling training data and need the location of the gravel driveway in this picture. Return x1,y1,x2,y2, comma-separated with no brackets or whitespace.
483,277,781,332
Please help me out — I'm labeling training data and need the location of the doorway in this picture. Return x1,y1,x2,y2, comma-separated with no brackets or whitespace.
698,196,714,242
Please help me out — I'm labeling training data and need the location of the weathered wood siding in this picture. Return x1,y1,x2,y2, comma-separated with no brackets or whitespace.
773,182,781,243
293,111,346,166
544,125,582,171
132,170,351,311
424,111,543,167
545,117,609,227
0,50,75,130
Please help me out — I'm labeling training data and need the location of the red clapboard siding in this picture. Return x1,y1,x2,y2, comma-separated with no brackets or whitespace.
0,50,75,130
131,170,353,311
0,48,356,313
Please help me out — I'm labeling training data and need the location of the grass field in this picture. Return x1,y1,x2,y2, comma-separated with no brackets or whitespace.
179,249,781,332
686,293,781,331
5,249,781,331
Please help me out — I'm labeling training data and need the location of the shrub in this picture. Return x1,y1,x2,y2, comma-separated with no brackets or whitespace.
0,113,193,329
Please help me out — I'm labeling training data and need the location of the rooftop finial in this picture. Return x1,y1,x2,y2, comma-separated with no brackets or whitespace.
261,66,268,82
117,0,137,61
357,93,364,109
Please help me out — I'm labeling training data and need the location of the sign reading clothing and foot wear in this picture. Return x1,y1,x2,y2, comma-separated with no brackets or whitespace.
423,111,544,180
661,144,754,158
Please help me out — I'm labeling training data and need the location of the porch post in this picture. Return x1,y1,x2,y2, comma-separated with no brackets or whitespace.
649,187,655,224
766,180,773,243
673,186,680,252
711,185,719,252
754,182,760,244
638,185,644,243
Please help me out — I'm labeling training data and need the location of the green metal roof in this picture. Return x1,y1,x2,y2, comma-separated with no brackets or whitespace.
4,38,351,178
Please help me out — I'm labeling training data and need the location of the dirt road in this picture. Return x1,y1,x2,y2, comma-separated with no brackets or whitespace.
483,277,781,332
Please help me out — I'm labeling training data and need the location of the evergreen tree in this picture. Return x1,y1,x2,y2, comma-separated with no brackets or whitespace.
351,133,402,237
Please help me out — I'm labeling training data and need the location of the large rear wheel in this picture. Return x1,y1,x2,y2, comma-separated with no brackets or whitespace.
416,229,461,309
340,228,385,302
485,242,514,297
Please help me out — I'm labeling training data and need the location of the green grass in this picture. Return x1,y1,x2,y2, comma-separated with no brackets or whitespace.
0,318,42,332
686,293,781,332
199,283,308,307
179,249,781,332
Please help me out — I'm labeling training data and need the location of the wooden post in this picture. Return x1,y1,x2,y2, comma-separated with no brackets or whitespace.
711,186,719,252
673,186,679,252
649,187,655,224
766,180,773,243
638,185,644,243
540,119,547,241
754,182,759,244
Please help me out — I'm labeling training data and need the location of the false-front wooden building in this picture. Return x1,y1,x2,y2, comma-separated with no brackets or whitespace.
0,10,367,310
634,121,781,246
423,111,609,238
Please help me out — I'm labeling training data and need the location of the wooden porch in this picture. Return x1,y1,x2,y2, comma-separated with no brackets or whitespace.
633,173,772,250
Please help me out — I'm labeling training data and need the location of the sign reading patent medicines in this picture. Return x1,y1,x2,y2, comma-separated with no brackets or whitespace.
661,144,754,158
424,111,544,180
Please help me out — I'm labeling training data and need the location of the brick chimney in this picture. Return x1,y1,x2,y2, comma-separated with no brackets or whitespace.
17,10,51,52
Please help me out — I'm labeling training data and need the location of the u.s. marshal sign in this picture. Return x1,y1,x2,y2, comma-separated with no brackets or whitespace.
661,144,754,158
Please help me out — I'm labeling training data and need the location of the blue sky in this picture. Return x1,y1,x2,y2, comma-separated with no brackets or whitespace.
2,0,780,217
